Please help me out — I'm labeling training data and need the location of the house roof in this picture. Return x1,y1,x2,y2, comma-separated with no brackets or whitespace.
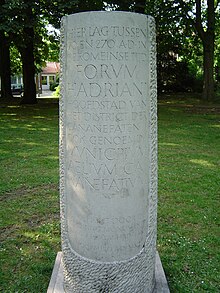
42,62,60,74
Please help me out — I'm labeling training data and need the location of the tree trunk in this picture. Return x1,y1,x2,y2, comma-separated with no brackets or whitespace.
20,41,37,104
179,0,216,101
134,0,146,13
0,31,13,100
202,38,215,101
19,6,37,104
202,0,215,101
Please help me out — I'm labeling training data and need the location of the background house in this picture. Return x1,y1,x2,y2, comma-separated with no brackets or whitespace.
0,61,60,96
40,62,60,91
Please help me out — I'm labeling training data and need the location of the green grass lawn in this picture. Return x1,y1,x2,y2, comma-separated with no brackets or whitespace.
0,96,219,292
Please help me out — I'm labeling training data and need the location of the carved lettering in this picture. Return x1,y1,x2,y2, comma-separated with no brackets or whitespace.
68,82,146,98
76,64,138,79
62,13,155,265
71,175,135,192
69,25,147,39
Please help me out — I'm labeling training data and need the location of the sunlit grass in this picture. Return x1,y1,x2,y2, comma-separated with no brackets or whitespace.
190,159,216,168
158,97,220,292
0,96,220,292
0,100,60,292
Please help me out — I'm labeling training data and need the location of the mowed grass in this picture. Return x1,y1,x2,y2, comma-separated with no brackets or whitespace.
157,95,220,292
0,96,219,292
0,99,60,292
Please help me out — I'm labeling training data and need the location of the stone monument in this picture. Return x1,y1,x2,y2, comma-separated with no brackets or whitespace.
48,11,169,293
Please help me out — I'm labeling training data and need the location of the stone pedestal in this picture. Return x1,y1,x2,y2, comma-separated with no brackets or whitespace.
59,11,158,292
47,252,170,293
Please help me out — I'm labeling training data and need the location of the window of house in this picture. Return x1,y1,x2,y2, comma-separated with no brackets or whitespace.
17,76,22,84
11,76,17,84
42,76,47,85
49,76,55,84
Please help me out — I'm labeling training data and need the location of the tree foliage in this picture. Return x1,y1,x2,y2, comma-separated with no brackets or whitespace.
144,0,219,98
0,0,104,104
1,0,219,103
176,0,218,100
106,0,219,99
0,0,13,100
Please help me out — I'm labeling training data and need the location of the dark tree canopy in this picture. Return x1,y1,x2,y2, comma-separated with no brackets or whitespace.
0,0,105,104
176,0,217,100
0,0,219,103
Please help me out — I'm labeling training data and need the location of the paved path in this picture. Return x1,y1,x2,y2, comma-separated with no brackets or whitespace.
37,90,54,98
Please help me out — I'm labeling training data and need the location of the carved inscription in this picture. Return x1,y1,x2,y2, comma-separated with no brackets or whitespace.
64,19,151,261
67,25,148,62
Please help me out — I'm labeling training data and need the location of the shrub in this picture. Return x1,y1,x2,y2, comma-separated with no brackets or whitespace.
52,85,60,97
50,81,59,91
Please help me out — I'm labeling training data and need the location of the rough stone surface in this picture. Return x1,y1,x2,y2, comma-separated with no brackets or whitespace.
60,11,157,292
47,252,170,293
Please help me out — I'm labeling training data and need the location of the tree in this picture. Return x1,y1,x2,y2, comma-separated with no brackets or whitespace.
105,0,146,12
177,0,219,100
2,0,219,102
18,3,37,104
133,0,146,13
0,31,13,100
108,0,193,92
145,0,220,99
0,0,105,104
21,0,105,103
0,0,38,104
0,0,13,100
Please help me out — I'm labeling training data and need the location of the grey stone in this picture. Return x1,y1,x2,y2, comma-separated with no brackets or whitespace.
47,252,170,292
59,11,158,292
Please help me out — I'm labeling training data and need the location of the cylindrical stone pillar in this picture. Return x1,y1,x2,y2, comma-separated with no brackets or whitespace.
60,11,157,292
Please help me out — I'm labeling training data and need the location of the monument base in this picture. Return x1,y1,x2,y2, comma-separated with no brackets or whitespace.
47,251,170,293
